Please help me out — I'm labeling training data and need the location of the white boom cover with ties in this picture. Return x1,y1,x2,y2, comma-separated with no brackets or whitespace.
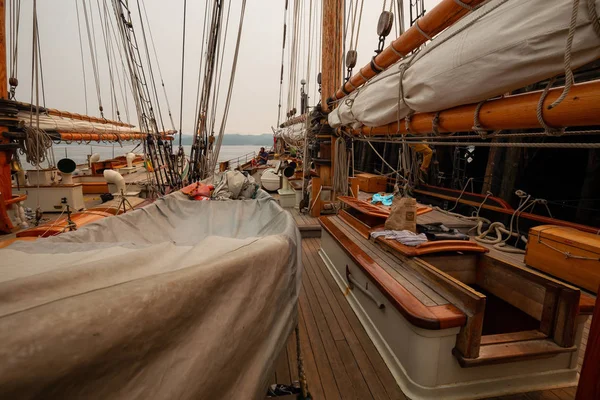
329,0,600,128
0,191,301,399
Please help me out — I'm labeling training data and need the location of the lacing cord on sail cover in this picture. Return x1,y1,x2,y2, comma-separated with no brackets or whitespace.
549,0,580,111
536,0,600,135
588,0,600,36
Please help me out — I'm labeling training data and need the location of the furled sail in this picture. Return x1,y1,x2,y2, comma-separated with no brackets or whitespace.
275,124,306,147
0,191,301,399
329,0,600,128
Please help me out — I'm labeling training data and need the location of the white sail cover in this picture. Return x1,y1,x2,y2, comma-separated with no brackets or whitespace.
329,0,600,128
274,124,306,147
0,191,301,399
17,111,146,134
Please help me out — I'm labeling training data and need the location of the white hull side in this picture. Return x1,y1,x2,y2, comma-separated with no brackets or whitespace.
319,230,586,400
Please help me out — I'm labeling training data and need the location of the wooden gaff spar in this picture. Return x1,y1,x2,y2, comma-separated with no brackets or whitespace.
56,132,174,142
352,79,600,136
331,0,488,102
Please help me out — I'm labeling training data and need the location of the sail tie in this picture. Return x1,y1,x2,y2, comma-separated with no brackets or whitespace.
414,20,432,41
536,77,565,136
549,0,581,111
472,98,502,138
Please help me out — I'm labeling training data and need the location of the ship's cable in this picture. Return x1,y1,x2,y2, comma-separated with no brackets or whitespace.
210,0,248,174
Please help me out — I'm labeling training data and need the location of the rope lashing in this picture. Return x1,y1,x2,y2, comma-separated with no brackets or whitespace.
432,111,441,136
414,20,433,41
536,77,565,136
358,69,369,84
549,0,580,110
370,56,384,73
404,111,414,134
453,0,476,11
472,98,501,138
389,44,405,58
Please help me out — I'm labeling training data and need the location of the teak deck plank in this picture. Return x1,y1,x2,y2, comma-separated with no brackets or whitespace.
297,296,326,399
302,243,374,400
304,239,401,400
268,212,584,400
304,238,406,400
299,279,342,400
274,341,291,386
329,215,449,306
300,251,357,400
285,326,299,387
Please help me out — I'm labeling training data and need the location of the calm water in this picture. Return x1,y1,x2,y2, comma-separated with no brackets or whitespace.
22,144,270,170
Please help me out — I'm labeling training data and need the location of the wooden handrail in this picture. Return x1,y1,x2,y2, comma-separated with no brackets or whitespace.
319,215,466,330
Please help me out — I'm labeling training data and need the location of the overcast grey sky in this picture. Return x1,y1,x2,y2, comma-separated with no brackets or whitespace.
11,0,441,135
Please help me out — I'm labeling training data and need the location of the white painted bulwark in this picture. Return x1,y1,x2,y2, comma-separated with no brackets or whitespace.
319,229,586,400
13,185,85,212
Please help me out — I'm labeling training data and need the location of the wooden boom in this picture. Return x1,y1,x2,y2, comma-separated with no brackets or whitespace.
354,80,600,136
332,0,486,102
57,132,174,142
0,0,10,210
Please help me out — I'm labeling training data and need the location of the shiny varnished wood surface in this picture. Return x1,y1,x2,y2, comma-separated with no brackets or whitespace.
268,235,582,400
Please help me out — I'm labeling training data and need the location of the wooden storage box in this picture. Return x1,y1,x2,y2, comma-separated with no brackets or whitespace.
355,173,387,193
525,225,600,293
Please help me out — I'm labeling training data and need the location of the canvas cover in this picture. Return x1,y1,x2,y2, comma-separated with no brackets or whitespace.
0,190,301,399
329,0,600,128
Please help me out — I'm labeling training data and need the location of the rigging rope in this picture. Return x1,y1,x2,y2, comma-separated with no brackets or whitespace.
209,0,248,174
8,0,21,99
276,0,289,126
96,0,120,121
82,0,105,117
178,0,188,147
141,0,177,132
74,0,89,114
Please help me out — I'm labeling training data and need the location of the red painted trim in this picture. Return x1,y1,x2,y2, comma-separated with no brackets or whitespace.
415,188,599,234
420,184,513,210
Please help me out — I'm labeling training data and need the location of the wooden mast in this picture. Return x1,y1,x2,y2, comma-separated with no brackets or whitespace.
320,0,342,111
311,0,343,216
0,0,10,202
0,0,15,233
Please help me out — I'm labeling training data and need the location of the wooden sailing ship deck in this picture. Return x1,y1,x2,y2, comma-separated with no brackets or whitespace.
269,202,593,400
